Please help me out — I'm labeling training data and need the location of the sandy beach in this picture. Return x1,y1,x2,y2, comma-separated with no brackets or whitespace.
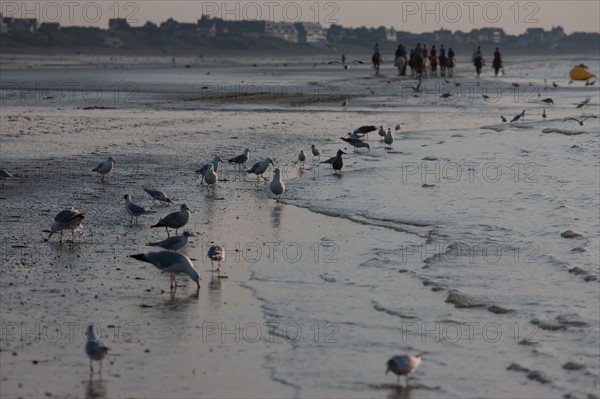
1,53,599,398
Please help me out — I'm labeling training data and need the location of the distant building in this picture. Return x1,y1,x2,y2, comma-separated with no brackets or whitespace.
160,18,198,37
103,36,122,47
3,17,38,33
268,22,298,42
297,22,326,47
198,16,219,37
38,22,60,33
222,20,268,38
386,27,397,42
108,18,130,31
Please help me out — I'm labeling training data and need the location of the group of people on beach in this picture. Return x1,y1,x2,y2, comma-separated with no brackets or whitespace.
371,42,504,78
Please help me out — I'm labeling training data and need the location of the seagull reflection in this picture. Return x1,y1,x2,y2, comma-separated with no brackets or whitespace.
84,376,107,399
387,385,413,399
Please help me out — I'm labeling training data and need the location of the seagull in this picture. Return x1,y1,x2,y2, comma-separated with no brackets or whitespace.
384,128,394,148
321,149,346,174
269,168,285,201
354,125,377,135
92,156,115,183
129,251,200,291
0,169,15,186
512,82,520,88
123,194,155,226
440,92,452,98
248,158,274,181
386,354,422,387
576,97,591,109
327,60,364,69
207,244,224,272
501,116,507,123
151,204,190,237
510,110,525,123
341,136,370,152
542,108,547,118
563,116,597,126
142,186,173,205
482,94,490,100
311,144,321,160
147,231,193,251
85,325,109,374
552,81,558,87
46,208,84,244
298,150,306,165
378,126,386,141
196,155,224,184
342,99,348,107
541,98,554,105
203,164,218,193
228,148,250,171
445,79,460,87
395,124,401,132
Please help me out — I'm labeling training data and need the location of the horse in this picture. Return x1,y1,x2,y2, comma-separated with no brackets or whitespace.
439,55,447,77
492,58,503,76
420,57,431,78
395,56,407,76
474,56,484,77
430,56,439,77
447,57,456,77
372,52,382,75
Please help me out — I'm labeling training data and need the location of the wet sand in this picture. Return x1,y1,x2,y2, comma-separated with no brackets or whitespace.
1,54,599,398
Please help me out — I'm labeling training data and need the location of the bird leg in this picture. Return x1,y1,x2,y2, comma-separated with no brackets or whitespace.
165,227,170,237
89,360,94,374
130,215,134,227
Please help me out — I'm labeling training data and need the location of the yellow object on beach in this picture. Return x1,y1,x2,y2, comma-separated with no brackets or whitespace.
569,65,595,81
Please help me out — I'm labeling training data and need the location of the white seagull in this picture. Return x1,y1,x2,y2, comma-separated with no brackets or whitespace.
142,186,173,204
328,60,364,70
92,156,116,183
386,354,422,387
196,155,224,184
123,194,155,226
298,150,306,165
311,144,321,160
129,251,200,291
46,208,84,244
203,164,218,193
207,244,224,272
85,325,109,374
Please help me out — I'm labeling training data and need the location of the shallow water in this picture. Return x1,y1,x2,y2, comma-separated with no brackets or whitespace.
1,54,598,398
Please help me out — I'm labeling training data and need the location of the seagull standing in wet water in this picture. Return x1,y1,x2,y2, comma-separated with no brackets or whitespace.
151,204,191,237
208,244,224,272
129,251,200,291
196,155,224,184
269,168,285,201
386,354,422,387
147,231,193,251
321,150,346,174
85,325,109,374
248,158,274,181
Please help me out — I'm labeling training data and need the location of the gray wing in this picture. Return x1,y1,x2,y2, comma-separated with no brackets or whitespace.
159,210,183,225
143,251,187,270
196,163,210,176
128,201,148,214
229,154,246,163
55,209,79,223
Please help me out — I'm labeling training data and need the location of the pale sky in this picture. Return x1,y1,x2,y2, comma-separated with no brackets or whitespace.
4,1,599,35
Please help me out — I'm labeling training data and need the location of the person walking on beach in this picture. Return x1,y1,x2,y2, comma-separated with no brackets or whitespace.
472,46,484,77
447,47,456,77
430,45,438,77
492,47,503,76
414,43,423,77
439,44,447,77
